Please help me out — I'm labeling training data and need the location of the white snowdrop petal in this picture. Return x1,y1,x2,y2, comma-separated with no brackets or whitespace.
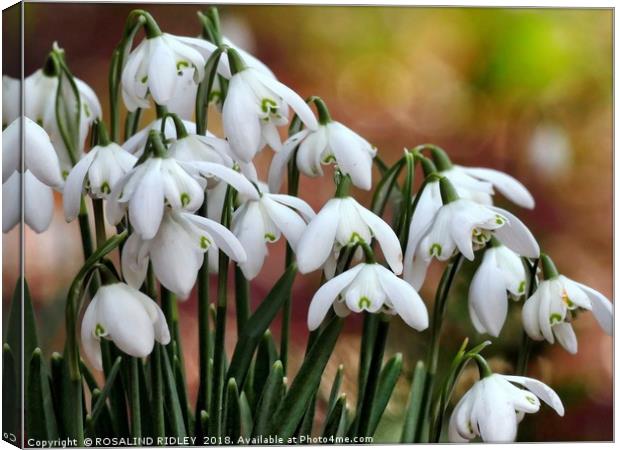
296,199,341,274
267,129,309,193
2,171,20,233
261,196,307,248
574,281,613,335
268,194,316,221
468,250,508,337
80,296,103,371
184,213,247,263
553,322,578,354
490,206,539,258
129,160,165,239
462,166,535,209
121,232,150,289
223,74,262,162
307,264,364,330
376,265,428,330
147,37,178,105
63,150,97,222
355,202,403,274
232,202,268,280
2,118,20,183
503,375,565,416
24,171,55,233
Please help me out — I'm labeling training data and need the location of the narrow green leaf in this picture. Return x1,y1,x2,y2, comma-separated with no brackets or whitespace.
89,389,114,438
272,317,343,439
50,353,66,438
252,330,278,410
368,353,403,436
227,265,297,390
296,394,316,437
322,394,347,438
88,356,122,424
26,348,59,440
79,359,99,393
138,358,153,439
239,392,253,439
326,364,344,417
224,379,241,441
174,355,192,433
100,342,127,436
200,410,209,438
6,278,38,384
2,344,18,439
370,158,404,215
151,345,165,439
400,360,426,443
129,358,142,438
252,360,284,438
162,345,187,438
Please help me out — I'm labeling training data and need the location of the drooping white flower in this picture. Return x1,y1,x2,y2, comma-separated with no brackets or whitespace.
122,117,197,157
3,171,55,234
307,263,428,331
231,185,315,279
121,33,226,111
468,244,527,337
2,118,64,234
268,121,376,192
449,373,564,443
63,142,137,221
522,270,613,354
21,69,101,172
121,210,247,299
222,60,318,162
3,117,64,188
80,282,170,370
296,196,402,275
406,182,539,290
106,157,205,239
442,165,535,209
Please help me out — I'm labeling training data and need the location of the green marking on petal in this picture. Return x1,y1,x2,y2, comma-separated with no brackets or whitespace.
261,98,278,114
176,60,190,72
36,118,44,127
495,214,506,225
200,236,211,250
549,313,563,324
429,243,442,257
264,232,277,242
358,296,371,310
62,170,70,180
94,323,106,337
101,182,111,195
180,193,190,207
349,232,365,244
526,396,537,405
140,75,148,84
322,154,336,164
518,281,526,294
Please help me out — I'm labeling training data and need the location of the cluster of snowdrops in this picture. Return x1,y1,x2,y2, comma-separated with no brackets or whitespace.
2,7,612,444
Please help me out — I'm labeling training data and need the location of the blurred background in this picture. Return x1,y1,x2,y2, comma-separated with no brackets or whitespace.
3,3,612,442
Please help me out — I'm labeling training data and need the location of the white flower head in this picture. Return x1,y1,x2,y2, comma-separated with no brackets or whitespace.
222,49,318,162
268,120,376,192
121,31,225,111
406,177,539,290
2,75,20,126
106,156,205,239
296,196,403,276
307,263,428,331
231,183,315,279
522,256,613,354
3,117,64,188
80,282,170,370
122,209,247,299
468,243,527,337
63,141,137,221
122,117,197,158
2,117,64,234
449,373,564,443
430,147,535,209
21,67,101,172
3,170,55,234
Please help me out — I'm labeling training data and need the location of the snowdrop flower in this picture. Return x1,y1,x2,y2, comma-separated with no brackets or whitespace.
522,254,613,354
3,171,55,234
431,147,535,209
468,242,526,337
222,49,318,162
122,117,197,157
63,137,137,221
449,373,564,443
406,177,539,290
232,184,315,279
268,114,376,191
166,36,275,119
20,67,101,172
121,30,225,111
80,282,170,370
3,117,64,187
122,210,247,299
3,117,64,234
296,195,402,275
307,263,428,331
106,156,205,239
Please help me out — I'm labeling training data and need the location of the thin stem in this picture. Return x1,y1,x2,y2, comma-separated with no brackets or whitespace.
210,186,233,437
130,357,141,438
281,155,301,372
355,316,390,436
415,254,463,442
196,199,211,426
92,198,107,249
234,266,250,337
516,258,539,376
